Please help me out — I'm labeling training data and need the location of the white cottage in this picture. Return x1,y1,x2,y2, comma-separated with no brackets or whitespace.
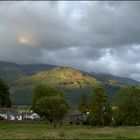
0,108,22,120
0,108,40,121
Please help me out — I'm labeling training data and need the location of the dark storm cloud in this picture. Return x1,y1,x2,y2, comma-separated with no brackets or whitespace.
0,1,140,81
81,1,140,48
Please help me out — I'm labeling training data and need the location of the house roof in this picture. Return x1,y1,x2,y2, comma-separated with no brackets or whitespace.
21,112,34,116
68,109,85,116
0,108,18,115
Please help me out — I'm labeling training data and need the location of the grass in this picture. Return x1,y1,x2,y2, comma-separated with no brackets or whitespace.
0,121,140,139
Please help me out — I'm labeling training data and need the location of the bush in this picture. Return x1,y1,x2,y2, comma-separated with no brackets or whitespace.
113,86,140,126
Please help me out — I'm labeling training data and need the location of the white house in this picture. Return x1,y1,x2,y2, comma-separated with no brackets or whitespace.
0,108,40,121
28,112,40,120
0,108,22,120
21,111,40,120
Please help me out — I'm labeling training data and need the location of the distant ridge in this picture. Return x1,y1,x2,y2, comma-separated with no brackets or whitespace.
0,61,139,85
91,72,140,86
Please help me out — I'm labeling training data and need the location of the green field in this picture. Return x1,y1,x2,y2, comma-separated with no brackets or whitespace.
0,122,140,139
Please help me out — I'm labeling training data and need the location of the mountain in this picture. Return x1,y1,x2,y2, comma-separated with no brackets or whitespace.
0,61,56,84
20,64,56,75
91,72,140,86
1,61,139,86
0,61,26,84
12,67,100,90
0,61,140,105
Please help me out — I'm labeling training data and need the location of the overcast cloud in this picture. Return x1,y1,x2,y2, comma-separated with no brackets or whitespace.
0,1,140,81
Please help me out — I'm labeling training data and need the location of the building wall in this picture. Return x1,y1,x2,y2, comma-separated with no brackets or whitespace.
0,114,7,119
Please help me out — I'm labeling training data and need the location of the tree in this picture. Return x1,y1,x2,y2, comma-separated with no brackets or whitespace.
31,84,69,124
88,86,112,126
78,93,89,114
31,84,63,112
114,86,140,126
36,96,69,124
0,78,11,107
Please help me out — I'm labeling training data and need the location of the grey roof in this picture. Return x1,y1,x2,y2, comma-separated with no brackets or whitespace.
68,109,85,116
21,112,34,116
0,108,18,115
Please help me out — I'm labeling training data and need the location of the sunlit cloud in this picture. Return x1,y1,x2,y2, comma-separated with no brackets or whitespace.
18,36,31,45
17,33,38,47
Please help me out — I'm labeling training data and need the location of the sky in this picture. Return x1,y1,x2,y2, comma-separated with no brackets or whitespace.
0,1,140,81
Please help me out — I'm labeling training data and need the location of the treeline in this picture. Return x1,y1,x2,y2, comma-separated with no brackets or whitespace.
31,84,140,126
78,86,140,126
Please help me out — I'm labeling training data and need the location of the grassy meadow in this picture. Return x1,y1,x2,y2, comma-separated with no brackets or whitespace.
0,121,140,139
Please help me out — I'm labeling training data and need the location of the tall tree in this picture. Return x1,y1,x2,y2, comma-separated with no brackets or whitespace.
0,79,11,107
114,86,140,126
78,93,89,114
88,86,112,126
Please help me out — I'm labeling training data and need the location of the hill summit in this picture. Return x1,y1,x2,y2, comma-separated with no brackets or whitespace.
12,66,100,90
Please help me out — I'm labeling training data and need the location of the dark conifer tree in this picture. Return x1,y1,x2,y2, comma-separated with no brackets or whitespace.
0,79,11,107
88,86,112,126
